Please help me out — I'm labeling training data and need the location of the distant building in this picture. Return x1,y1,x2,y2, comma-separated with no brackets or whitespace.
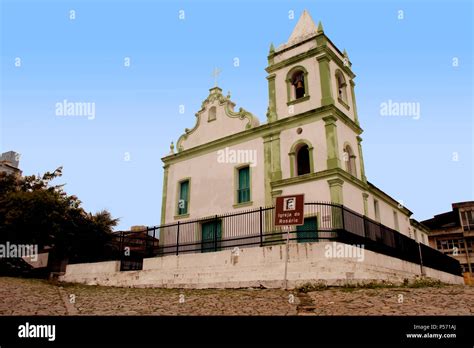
409,219,430,246
0,151,22,176
422,201,474,283
114,226,160,253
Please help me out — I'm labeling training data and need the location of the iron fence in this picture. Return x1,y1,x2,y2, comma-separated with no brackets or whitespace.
97,202,461,276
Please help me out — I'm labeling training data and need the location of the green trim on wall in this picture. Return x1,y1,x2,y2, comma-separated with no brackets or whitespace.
288,138,315,177
315,32,327,47
287,95,310,106
173,213,190,220
233,163,252,206
271,167,359,189
317,55,334,106
266,74,277,123
337,97,350,110
362,192,369,216
335,69,350,108
266,35,355,80
176,113,201,152
271,189,283,198
263,132,282,206
350,80,360,126
323,115,340,169
160,164,169,228
356,136,367,183
342,141,357,179
163,105,362,167
232,201,254,209
328,178,344,204
263,135,274,206
271,133,282,181
266,41,322,74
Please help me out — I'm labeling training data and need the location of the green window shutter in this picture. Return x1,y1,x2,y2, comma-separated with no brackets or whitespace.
238,167,250,203
178,180,189,215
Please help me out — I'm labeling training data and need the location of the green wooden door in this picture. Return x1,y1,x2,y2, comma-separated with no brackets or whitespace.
296,217,318,243
201,220,222,253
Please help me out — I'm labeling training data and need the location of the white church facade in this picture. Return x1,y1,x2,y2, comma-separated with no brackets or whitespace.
60,11,465,288
160,11,427,245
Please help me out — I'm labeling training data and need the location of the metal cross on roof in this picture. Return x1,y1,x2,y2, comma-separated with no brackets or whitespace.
211,67,221,87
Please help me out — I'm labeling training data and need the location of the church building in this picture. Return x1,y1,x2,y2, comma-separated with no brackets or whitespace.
160,10,427,245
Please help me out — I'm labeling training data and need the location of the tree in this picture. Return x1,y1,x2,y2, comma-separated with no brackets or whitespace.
0,167,119,264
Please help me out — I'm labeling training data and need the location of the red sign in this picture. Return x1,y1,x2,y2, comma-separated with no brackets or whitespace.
274,194,305,226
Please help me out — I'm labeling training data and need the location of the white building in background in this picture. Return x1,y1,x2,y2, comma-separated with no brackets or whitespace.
160,10,423,243
0,151,22,176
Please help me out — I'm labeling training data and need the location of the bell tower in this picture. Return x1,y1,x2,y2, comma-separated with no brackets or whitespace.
266,10,359,126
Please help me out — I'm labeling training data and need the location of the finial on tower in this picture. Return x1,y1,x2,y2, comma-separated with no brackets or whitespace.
317,21,324,33
169,141,175,154
269,42,275,54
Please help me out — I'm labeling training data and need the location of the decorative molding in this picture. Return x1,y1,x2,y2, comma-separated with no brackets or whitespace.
160,164,170,227
164,105,362,166
176,87,259,152
338,97,350,110
267,43,355,80
287,95,310,106
266,73,277,122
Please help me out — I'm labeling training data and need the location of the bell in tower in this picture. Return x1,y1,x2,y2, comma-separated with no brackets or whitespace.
292,72,305,99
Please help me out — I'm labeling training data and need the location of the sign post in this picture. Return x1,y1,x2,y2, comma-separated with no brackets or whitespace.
274,194,305,290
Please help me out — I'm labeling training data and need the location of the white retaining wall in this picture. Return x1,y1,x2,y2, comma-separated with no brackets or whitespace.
60,242,464,288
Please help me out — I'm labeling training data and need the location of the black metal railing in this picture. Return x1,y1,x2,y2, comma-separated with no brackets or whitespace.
80,202,461,276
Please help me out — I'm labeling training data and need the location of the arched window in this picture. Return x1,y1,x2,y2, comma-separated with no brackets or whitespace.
208,106,216,121
336,71,348,103
296,144,311,176
291,70,306,100
289,140,314,177
343,144,357,177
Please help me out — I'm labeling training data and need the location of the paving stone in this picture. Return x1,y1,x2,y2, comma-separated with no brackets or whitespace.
0,277,473,316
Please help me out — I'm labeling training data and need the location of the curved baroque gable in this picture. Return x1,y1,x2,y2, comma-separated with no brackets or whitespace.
176,87,259,152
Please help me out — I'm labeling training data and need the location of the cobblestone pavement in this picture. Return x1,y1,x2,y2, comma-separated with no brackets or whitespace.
0,277,473,316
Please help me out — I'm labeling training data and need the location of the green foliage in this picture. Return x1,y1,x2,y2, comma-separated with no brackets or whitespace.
296,277,446,293
0,168,119,261
296,282,328,293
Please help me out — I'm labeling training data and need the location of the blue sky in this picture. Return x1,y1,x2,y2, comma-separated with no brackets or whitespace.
1,0,472,230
